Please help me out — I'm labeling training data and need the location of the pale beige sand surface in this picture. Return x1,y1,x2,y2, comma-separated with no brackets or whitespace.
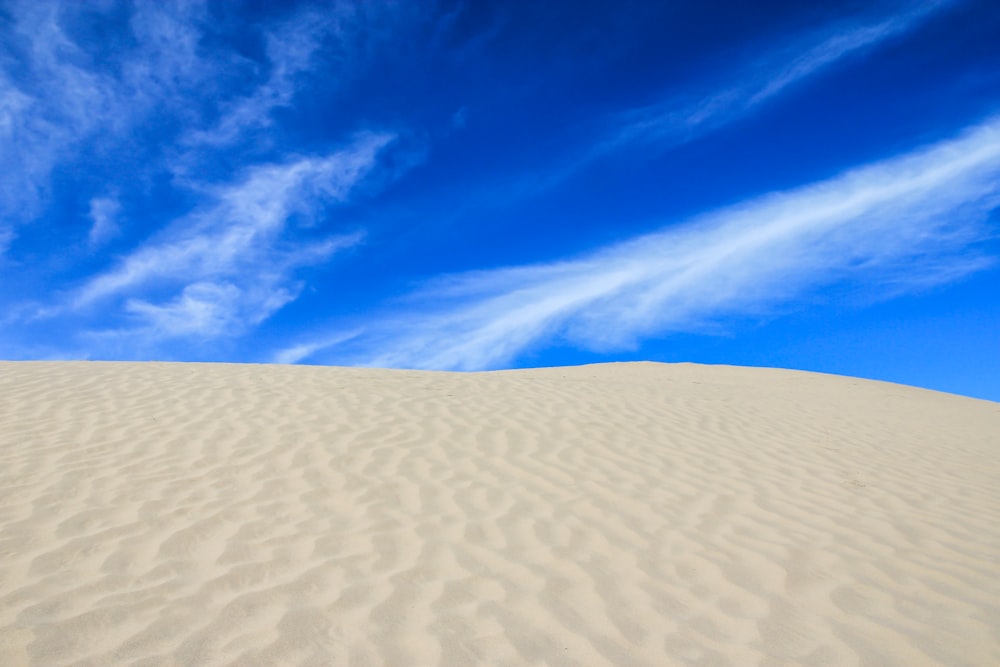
0,361,998,666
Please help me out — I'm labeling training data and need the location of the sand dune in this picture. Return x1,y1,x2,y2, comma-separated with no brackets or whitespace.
0,361,998,666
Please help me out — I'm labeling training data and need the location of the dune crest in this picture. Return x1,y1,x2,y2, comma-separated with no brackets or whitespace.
1,361,998,665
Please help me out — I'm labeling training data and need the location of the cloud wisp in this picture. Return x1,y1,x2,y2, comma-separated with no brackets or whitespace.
0,1,385,250
87,195,121,249
281,115,1000,370
179,8,343,152
606,1,954,153
447,1,957,221
0,1,214,230
272,330,364,366
75,132,393,342
0,1,417,356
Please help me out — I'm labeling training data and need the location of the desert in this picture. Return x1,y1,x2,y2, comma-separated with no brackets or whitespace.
1,361,998,666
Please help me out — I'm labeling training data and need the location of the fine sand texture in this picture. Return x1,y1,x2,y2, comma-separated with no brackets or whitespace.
1,361,998,666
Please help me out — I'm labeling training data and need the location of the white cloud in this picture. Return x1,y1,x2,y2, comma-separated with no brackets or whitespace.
125,282,246,338
0,1,384,249
295,114,1000,370
608,1,954,151
273,330,363,365
76,133,390,306
72,132,392,342
0,1,414,354
180,9,342,151
0,1,213,229
446,1,957,219
124,281,298,340
87,195,120,248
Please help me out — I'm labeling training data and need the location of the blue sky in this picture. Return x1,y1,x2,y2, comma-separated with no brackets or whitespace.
2,0,999,400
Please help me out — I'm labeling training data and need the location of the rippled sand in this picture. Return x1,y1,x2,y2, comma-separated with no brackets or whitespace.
0,361,998,666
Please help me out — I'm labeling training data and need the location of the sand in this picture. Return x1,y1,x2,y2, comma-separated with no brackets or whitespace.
0,361,998,666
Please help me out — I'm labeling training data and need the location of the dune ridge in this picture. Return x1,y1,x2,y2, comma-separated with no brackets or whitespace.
0,361,998,666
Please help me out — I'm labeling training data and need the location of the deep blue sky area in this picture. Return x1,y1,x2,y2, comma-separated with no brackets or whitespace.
2,0,999,401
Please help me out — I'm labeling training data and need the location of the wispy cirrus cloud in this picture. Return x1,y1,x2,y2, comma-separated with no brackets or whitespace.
441,1,959,221
279,115,1000,370
1,1,415,355
606,1,955,152
0,1,213,228
0,1,390,248
73,132,393,341
179,8,343,152
87,195,121,248
272,329,364,365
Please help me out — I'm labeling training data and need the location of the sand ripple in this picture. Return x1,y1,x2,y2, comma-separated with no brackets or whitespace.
1,362,998,665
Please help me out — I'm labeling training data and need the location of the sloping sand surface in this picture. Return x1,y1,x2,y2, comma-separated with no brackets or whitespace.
1,361,998,666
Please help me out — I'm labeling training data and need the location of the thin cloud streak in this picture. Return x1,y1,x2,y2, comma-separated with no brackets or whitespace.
608,1,954,151
273,330,363,365
180,9,343,151
285,115,1000,370
452,1,956,220
76,133,391,307
0,1,418,356
87,195,121,248
74,132,393,341
0,1,213,229
0,1,382,249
